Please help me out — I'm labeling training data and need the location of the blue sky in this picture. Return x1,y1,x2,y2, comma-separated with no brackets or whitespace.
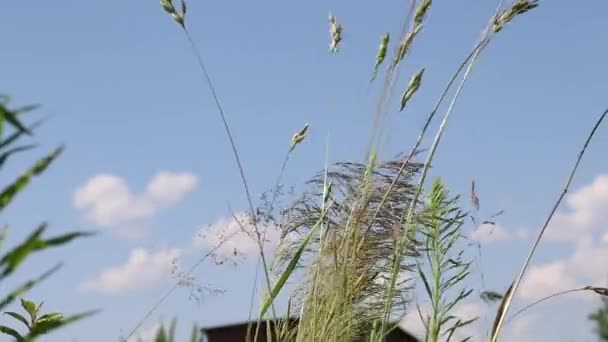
2,0,608,341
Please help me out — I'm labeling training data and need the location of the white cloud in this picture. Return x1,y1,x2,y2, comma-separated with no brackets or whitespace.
545,174,608,241
74,171,198,239
193,213,280,259
80,247,184,295
510,174,608,300
471,224,511,243
520,261,577,299
470,223,529,244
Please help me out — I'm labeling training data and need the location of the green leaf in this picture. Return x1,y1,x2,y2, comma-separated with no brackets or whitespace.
0,325,24,341
40,231,96,249
0,225,93,279
27,310,99,339
36,312,63,323
0,145,37,170
259,215,325,318
0,105,31,136
0,119,44,152
168,318,177,340
154,325,168,342
4,311,30,330
0,264,62,311
0,146,64,212
417,263,433,300
1,224,47,277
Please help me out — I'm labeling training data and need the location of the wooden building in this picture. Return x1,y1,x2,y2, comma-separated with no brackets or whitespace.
201,318,419,342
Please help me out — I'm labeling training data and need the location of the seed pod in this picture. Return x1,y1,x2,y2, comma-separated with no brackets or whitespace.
400,68,425,111
289,123,309,152
371,33,390,82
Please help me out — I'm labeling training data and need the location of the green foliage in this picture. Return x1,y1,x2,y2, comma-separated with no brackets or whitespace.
0,298,97,341
0,96,96,340
417,179,474,342
590,298,608,341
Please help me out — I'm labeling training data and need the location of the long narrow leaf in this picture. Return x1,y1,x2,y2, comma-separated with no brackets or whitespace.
4,312,30,330
0,224,47,277
0,325,24,341
0,263,62,311
0,119,45,151
0,146,63,212
0,105,31,135
0,145,37,170
259,215,325,318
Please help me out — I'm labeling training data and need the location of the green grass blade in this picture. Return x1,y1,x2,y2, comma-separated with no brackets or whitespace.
4,312,30,330
0,263,62,311
0,146,64,212
259,216,324,318
0,325,24,341
0,119,45,152
0,145,37,170
0,105,31,136
0,224,46,277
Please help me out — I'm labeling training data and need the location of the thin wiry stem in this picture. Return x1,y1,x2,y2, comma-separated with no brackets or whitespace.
124,227,242,341
366,0,418,159
249,150,292,342
491,107,608,341
126,22,276,340
507,287,587,324
367,39,487,235
181,27,277,320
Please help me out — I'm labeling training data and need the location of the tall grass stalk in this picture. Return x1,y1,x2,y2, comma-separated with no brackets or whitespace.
490,107,608,342
376,2,540,339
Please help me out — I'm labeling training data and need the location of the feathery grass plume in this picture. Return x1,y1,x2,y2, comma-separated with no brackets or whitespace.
493,0,539,33
413,0,432,28
400,68,425,111
329,12,343,55
289,123,310,153
417,178,475,342
270,153,423,341
490,106,607,342
160,0,187,28
370,33,390,83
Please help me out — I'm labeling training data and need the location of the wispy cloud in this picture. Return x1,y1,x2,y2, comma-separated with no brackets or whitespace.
193,212,280,260
80,247,184,295
74,171,198,239
470,223,528,244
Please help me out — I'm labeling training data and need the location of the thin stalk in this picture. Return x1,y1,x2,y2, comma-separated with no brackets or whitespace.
124,227,242,340
180,26,278,322
506,287,588,324
490,107,608,341
248,150,291,342
366,39,487,235
378,31,490,339
366,0,418,159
